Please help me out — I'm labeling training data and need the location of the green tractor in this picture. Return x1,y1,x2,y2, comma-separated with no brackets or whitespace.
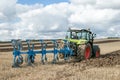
59,28,100,60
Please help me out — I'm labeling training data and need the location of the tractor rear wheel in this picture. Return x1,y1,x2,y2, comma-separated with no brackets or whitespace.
93,45,100,58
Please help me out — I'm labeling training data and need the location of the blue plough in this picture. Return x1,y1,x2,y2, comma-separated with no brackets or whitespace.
11,39,73,67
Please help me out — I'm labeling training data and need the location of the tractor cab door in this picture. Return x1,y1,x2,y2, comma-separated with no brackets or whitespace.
77,31,87,40
66,31,78,39
84,31,93,43
77,31,93,42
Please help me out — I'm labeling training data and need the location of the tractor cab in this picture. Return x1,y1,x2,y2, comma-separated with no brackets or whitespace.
65,28,95,45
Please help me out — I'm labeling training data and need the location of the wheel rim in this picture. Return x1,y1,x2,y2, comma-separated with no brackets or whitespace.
85,46,90,59
96,50,100,58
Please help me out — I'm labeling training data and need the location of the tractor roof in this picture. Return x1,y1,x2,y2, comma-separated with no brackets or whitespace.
67,28,92,33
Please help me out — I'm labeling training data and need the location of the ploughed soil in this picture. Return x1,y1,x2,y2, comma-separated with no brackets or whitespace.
70,50,120,71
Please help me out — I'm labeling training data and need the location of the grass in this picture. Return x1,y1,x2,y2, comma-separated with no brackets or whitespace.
0,52,120,80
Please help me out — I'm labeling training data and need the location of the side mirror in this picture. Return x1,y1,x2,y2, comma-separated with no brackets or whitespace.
93,33,96,38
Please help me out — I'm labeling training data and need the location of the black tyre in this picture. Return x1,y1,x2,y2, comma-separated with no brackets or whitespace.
93,45,100,58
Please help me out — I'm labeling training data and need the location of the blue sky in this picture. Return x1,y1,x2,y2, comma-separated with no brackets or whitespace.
17,0,69,5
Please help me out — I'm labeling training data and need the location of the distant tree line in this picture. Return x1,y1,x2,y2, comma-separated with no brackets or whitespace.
107,37,120,39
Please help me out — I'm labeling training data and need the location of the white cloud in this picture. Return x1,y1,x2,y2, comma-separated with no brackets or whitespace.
0,12,6,22
16,3,70,32
96,0,120,9
0,0,120,41
70,0,96,5
69,8,120,24
70,0,120,9
0,0,17,22
16,3,43,15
